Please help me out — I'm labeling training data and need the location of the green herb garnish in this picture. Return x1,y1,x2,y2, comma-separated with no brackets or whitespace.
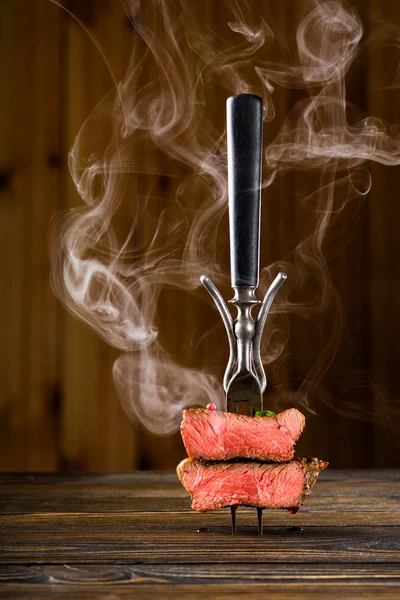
255,410,276,417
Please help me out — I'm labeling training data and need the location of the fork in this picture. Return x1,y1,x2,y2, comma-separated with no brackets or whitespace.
200,94,287,534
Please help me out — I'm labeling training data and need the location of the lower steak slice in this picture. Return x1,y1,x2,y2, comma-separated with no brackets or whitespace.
177,458,328,512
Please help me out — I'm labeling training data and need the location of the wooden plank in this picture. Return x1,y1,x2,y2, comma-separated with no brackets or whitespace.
0,505,399,526
0,0,62,470
2,499,400,522
0,0,24,471
0,564,400,600
367,0,400,467
259,0,293,403
0,583,399,600
61,0,137,470
125,0,191,469
0,468,398,486
0,472,399,565
0,515,399,564
2,563,400,584
274,0,372,467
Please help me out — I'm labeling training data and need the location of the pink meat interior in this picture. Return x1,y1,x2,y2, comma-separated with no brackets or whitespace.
180,408,305,462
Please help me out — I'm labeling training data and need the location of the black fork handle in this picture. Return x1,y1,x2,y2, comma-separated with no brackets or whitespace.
227,94,263,288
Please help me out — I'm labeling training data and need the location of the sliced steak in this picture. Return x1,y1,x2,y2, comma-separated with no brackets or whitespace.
180,408,305,462
177,457,328,512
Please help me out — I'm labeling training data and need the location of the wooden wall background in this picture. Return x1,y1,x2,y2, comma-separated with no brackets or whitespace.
0,0,400,471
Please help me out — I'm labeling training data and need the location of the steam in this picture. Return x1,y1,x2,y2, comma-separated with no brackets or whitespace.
51,0,400,434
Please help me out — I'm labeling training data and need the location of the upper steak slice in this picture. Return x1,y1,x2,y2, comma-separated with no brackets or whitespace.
177,457,328,512
180,408,305,462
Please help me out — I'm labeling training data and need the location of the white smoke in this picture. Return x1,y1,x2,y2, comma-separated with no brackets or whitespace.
50,0,400,434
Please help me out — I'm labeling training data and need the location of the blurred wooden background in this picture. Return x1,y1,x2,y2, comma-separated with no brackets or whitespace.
0,0,400,471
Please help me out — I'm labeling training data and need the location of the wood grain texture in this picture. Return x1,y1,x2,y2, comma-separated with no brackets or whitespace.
1,0,400,472
1,565,400,600
367,0,400,467
61,0,138,471
0,0,62,471
0,583,399,600
0,471,399,598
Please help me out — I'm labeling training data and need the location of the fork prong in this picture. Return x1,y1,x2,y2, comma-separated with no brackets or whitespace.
231,506,237,535
257,507,263,535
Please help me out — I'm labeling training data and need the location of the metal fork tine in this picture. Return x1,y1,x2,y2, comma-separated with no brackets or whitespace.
231,506,237,535
257,507,263,535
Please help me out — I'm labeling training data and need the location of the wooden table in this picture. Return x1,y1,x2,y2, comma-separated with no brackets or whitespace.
0,470,399,598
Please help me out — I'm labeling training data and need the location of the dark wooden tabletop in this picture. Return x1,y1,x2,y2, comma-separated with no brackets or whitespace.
0,470,399,599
